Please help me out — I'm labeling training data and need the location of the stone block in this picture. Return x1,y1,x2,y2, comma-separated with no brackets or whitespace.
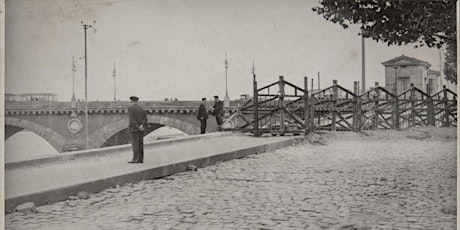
77,191,90,199
14,202,36,214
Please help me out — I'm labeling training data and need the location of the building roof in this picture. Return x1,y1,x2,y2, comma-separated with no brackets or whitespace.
382,55,431,68
428,69,441,76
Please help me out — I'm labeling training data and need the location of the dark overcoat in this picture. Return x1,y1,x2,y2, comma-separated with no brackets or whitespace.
128,103,147,132
197,103,208,120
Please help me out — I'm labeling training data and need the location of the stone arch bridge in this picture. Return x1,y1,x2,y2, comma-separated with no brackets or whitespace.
5,101,236,152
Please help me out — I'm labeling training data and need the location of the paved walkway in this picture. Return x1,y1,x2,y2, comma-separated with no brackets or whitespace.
5,133,300,212
5,129,457,230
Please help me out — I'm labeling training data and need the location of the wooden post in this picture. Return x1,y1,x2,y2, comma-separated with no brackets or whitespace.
332,80,338,131
393,97,400,130
279,76,285,135
443,85,449,127
317,72,320,91
310,96,315,128
372,82,380,130
311,78,314,96
304,77,309,130
410,83,416,127
427,95,435,126
352,81,359,131
353,81,359,94
356,95,362,131
253,75,259,136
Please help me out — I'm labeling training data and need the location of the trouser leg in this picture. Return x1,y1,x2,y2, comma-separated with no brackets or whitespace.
138,132,144,163
216,113,223,126
200,119,206,134
131,132,140,161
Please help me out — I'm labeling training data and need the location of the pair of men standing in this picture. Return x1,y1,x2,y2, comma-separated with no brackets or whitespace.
197,95,224,134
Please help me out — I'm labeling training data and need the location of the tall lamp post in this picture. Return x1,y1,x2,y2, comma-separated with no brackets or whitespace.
113,63,117,101
224,52,230,107
361,29,366,93
393,66,399,95
71,56,76,102
82,20,95,150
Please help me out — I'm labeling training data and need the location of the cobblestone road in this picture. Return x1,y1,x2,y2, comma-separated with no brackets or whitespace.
5,128,457,230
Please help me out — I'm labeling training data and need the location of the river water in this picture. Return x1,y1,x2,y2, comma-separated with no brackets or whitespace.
5,127,185,163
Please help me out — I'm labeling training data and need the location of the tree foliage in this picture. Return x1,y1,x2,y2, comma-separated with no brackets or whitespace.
312,0,457,84
443,41,457,84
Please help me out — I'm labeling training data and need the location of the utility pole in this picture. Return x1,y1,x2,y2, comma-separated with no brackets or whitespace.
361,30,366,93
82,20,95,150
393,66,399,95
113,63,117,101
72,56,76,102
252,60,255,82
224,52,230,107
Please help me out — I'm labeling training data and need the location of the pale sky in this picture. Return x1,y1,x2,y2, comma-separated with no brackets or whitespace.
5,0,443,101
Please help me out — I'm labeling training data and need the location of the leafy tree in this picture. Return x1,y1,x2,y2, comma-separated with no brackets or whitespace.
443,40,457,84
312,0,457,84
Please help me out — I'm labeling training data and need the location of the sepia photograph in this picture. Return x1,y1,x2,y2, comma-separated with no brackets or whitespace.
3,0,457,229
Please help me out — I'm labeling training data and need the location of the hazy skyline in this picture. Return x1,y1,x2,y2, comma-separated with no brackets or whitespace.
6,0,443,101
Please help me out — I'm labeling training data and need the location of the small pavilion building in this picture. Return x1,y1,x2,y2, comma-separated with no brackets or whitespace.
382,55,441,95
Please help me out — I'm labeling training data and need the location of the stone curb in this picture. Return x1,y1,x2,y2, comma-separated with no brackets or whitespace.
5,132,232,170
5,136,304,212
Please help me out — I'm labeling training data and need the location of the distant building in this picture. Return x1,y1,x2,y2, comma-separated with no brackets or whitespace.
382,55,441,95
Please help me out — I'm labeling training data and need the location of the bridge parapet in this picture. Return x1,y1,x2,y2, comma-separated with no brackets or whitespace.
5,101,239,116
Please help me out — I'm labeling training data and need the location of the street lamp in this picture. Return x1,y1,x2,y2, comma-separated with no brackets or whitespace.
113,63,117,101
72,56,76,102
82,20,95,150
361,29,366,93
224,52,230,107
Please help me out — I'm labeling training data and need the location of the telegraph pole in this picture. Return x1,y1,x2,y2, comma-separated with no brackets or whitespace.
82,20,95,150
252,60,255,81
113,63,117,101
224,52,230,107
361,30,366,93
72,56,76,102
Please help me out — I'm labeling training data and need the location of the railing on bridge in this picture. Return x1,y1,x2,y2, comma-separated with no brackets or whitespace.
222,76,457,135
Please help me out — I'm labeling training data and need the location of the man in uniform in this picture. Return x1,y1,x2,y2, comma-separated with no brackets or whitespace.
212,95,224,128
197,98,208,134
128,96,147,163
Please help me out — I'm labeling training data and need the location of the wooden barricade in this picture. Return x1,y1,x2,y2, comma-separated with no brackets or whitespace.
359,83,398,130
222,76,457,135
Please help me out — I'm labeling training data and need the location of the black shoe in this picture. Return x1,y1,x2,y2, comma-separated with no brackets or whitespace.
128,161,138,163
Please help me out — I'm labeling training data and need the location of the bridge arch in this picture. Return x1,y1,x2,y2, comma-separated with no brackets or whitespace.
88,115,200,148
5,117,68,153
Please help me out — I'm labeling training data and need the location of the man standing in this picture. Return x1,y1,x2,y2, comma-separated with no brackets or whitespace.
197,98,208,134
128,96,147,163
212,95,224,128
